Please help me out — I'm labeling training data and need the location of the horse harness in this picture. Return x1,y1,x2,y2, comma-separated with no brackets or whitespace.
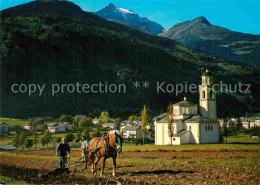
89,136,110,157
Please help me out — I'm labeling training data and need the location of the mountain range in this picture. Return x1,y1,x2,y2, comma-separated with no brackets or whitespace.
94,4,260,68
0,0,259,118
94,3,164,35
160,16,260,68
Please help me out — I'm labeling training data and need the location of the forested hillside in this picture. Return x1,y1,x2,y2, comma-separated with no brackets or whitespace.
0,0,259,118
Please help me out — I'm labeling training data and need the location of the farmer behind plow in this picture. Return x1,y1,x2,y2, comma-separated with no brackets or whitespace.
56,138,71,170
81,135,89,169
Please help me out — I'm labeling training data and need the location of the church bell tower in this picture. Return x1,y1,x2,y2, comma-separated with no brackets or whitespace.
199,69,217,120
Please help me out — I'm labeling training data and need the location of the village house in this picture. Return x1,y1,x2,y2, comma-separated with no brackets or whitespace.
120,125,152,139
250,119,260,128
121,125,141,138
48,123,65,133
0,123,8,136
120,120,135,127
218,119,224,127
133,120,141,125
241,119,250,129
47,122,71,133
92,118,99,125
59,122,72,130
218,118,236,128
24,122,42,132
102,123,117,130
239,117,260,129
74,114,87,121
154,70,220,145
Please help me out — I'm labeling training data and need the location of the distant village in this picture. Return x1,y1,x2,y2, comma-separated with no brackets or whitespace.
0,112,259,148
0,70,259,149
20,114,153,140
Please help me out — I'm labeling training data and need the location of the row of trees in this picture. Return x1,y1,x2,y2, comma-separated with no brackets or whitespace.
11,129,103,148
221,118,260,143
12,131,62,148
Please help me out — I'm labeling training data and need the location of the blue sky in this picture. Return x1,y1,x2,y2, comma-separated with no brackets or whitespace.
1,0,259,34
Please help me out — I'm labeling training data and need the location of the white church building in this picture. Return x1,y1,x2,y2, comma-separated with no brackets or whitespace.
154,70,220,145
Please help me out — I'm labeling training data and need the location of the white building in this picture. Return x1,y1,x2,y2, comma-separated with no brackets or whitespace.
154,70,220,145
102,123,117,130
120,120,135,127
250,119,260,128
48,123,66,133
92,118,99,125
74,114,87,121
24,122,42,131
59,122,72,130
121,125,152,139
122,125,141,138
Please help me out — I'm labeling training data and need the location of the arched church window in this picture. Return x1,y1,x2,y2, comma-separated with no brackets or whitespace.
205,125,207,131
202,90,206,99
211,125,213,131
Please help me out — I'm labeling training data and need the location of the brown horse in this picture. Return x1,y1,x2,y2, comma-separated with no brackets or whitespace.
88,131,123,176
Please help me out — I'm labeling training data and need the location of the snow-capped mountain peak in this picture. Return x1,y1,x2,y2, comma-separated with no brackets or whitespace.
95,3,164,35
117,7,134,14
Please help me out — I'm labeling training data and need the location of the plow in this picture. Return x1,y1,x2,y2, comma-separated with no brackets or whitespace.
59,154,88,172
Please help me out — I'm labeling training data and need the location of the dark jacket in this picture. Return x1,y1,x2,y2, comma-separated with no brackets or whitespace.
57,143,70,157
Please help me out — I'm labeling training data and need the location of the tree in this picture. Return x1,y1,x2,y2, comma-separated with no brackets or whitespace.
223,111,230,144
41,137,46,148
74,131,81,143
25,139,33,148
79,118,92,130
12,133,20,147
56,137,61,144
65,133,75,142
82,129,90,140
42,130,52,146
11,125,23,133
249,127,260,137
236,117,242,128
223,117,229,144
72,120,79,131
88,109,100,119
99,112,110,123
32,131,37,148
114,118,122,129
19,132,26,148
59,114,73,123
128,115,140,121
90,130,101,139
141,105,149,145
42,123,48,131
167,103,174,145
50,135,55,147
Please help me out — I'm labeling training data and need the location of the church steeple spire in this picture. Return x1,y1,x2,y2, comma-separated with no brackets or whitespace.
199,69,217,120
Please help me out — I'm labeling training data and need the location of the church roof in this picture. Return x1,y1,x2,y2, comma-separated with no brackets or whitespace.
154,113,167,122
184,115,218,123
155,113,192,123
202,69,213,76
172,100,197,106
156,115,168,123
173,130,190,137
